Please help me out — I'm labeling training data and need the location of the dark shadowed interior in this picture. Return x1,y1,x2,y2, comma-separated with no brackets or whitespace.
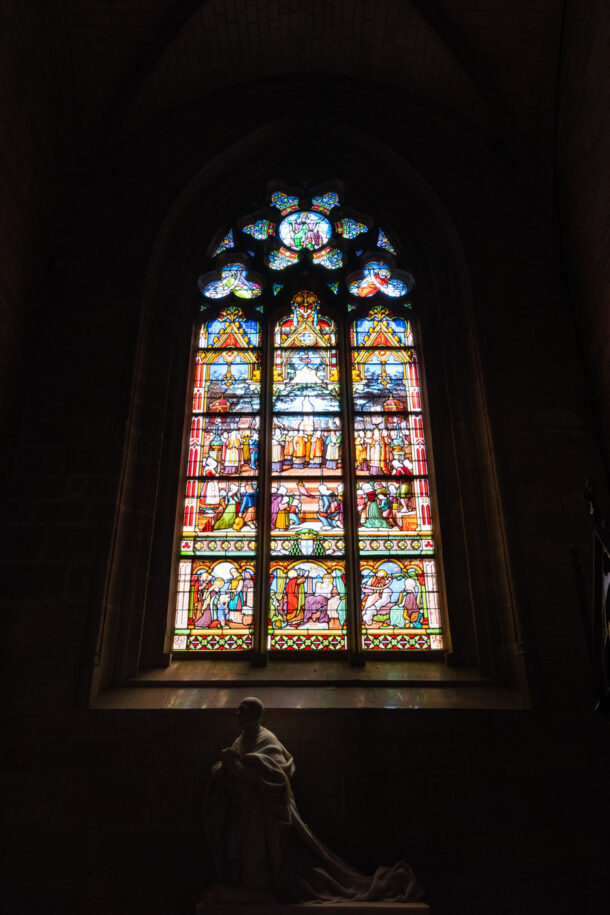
1,2,609,913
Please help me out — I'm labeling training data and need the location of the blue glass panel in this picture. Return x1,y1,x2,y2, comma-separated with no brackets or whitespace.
352,348,417,412
377,228,397,254
193,351,260,413
199,307,260,348
350,308,412,347
213,229,234,255
335,218,367,239
243,219,276,240
273,349,340,412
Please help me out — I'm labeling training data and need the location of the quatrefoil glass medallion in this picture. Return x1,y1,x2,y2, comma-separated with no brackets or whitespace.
278,211,333,251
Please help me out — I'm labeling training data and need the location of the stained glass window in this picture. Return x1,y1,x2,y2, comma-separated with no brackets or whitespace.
172,184,444,657
268,291,346,650
351,305,442,651
173,306,260,651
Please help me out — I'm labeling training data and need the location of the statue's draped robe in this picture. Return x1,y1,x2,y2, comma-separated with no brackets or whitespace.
203,726,422,904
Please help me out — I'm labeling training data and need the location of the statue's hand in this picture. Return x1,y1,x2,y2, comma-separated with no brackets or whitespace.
220,747,239,770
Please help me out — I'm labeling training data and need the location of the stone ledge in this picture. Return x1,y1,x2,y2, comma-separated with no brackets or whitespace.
96,683,522,710
197,905,431,913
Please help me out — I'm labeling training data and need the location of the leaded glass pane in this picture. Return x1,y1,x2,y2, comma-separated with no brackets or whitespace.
335,218,368,239
311,246,343,269
181,479,257,557
271,415,342,475
274,293,336,347
348,262,408,298
357,478,434,549
352,349,418,412
354,415,417,476
172,558,255,651
193,351,261,413
268,559,347,650
202,265,262,300
267,248,300,270
377,228,397,254
188,415,259,477
199,308,260,348
273,349,340,413
269,296,346,652
243,219,276,240
311,192,340,213
213,230,234,255
350,308,413,347
360,558,442,651
270,478,344,556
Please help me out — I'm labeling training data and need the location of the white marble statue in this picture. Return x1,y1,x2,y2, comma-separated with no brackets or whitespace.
201,697,423,906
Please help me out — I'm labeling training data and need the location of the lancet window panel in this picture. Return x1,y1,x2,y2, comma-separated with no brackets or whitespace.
350,305,441,652
171,184,445,658
174,306,261,652
268,297,346,651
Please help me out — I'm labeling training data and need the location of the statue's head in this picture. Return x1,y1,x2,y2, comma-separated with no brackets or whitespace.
237,696,264,729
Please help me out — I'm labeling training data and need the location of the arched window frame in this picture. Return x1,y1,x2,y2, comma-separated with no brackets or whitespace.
168,183,449,663
92,142,528,705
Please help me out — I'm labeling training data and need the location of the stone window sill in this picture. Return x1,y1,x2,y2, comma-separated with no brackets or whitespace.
94,659,525,709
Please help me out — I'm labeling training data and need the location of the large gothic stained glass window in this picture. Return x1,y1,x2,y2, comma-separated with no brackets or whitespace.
172,184,444,656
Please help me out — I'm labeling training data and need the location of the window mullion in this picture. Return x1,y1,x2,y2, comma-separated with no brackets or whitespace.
337,307,364,663
252,312,274,663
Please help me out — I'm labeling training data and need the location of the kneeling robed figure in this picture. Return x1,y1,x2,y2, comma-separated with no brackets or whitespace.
201,697,424,906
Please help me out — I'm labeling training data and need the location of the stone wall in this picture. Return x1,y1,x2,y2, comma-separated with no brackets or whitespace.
0,1,72,494
557,0,610,479
3,708,609,915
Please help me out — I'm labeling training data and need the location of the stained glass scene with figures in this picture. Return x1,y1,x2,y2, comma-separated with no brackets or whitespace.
172,183,445,657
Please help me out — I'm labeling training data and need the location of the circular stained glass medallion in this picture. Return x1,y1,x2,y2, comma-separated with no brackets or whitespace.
278,211,332,251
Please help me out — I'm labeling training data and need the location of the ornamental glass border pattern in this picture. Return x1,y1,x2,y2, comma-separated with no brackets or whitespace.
172,307,261,651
